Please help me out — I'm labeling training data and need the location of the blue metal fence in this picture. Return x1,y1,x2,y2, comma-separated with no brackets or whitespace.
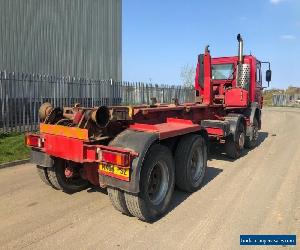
0,71,194,133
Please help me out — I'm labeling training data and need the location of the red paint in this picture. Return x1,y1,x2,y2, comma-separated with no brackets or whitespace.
203,50,212,105
44,134,84,162
84,147,97,162
129,123,158,132
206,127,224,136
225,88,248,107
194,49,213,105
166,117,194,125
130,119,201,140
28,133,138,167
83,163,99,186
73,110,83,124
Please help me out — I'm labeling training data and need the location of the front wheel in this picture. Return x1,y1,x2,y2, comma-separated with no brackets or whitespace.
245,118,259,149
225,122,245,159
124,144,175,222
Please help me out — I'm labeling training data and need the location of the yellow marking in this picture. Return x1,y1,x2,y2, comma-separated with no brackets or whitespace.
99,163,129,179
40,123,88,140
128,106,133,118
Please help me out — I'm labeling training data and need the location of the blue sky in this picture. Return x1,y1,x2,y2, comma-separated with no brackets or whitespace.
122,0,300,89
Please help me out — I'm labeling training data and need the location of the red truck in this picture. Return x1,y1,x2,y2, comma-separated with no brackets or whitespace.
26,34,271,222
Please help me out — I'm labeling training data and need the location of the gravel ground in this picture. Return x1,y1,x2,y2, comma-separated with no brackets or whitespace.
0,107,299,250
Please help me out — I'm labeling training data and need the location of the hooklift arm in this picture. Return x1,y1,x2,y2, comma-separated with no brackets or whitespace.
203,46,212,105
195,45,212,105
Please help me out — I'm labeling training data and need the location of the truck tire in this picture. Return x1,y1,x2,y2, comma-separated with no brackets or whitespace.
36,165,51,186
174,134,207,192
124,144,175,222
245,118,259,149
47,159,89,193
107,187,131,216
225,122,245,159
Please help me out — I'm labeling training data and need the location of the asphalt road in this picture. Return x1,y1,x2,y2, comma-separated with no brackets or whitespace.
0,107,299,250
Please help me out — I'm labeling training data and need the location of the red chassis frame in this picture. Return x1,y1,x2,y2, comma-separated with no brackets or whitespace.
26,110,227,182
27,133,138,165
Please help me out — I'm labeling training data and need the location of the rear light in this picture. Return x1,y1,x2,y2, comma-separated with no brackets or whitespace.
101,150,129,167
25,134,44,148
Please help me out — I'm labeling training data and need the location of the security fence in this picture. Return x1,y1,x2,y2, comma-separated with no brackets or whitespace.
272,94,300,107
0,71,194,133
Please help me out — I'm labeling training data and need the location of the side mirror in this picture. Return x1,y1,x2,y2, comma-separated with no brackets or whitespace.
266,69,272,85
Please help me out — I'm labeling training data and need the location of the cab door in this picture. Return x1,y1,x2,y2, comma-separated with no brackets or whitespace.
255,61,263,108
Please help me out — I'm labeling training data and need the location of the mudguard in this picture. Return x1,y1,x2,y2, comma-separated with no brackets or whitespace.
30,149,54,168
244,103,261,135
224,114,245,141
99,129,158,193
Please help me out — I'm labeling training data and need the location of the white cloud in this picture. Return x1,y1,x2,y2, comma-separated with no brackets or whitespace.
270,0,285,4
281,34,296,40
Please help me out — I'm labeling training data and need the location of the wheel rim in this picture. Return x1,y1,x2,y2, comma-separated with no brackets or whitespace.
147,161,169,205
253,125,258,141
238,132,245,148
190,147,203,182
61,161,85,186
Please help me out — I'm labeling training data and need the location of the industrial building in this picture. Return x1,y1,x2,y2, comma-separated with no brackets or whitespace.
0,0,122,81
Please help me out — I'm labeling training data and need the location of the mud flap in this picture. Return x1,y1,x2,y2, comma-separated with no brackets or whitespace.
224,114,245,140
244,103,261,136
98,129,158,193
30,149,54,168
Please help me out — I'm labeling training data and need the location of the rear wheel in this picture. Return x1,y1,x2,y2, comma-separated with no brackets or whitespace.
107,187,131,216
36,165,51,186
245,118,259,149
175,134,207,192
47,159,89,193
124,144,175,222
225,122,245,159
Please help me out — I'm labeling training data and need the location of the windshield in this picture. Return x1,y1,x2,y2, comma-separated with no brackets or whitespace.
212,64,234,80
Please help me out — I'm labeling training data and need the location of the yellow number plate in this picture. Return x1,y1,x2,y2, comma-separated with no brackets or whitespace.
99,163,130,181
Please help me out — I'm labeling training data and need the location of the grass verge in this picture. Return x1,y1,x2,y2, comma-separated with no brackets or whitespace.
0,133,30,164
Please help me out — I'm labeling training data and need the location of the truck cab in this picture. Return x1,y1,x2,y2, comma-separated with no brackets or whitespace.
195,35,271,110
211,56,263,107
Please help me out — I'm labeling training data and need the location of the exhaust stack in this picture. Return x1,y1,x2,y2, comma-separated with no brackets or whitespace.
237,34,244,64
236,34,250,89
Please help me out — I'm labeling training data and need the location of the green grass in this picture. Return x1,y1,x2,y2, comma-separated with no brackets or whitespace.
0,133,30,164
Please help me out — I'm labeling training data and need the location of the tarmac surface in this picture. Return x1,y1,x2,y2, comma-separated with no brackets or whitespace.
0,107,299,250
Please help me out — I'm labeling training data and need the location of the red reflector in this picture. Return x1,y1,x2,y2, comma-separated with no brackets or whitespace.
25,134,42,148
101,151,129,166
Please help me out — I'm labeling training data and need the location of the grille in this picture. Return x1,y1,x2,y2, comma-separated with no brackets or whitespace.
237,64,250,89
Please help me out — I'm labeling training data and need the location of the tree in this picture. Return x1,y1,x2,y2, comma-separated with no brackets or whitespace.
180,64,195,88
286,85,300,95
